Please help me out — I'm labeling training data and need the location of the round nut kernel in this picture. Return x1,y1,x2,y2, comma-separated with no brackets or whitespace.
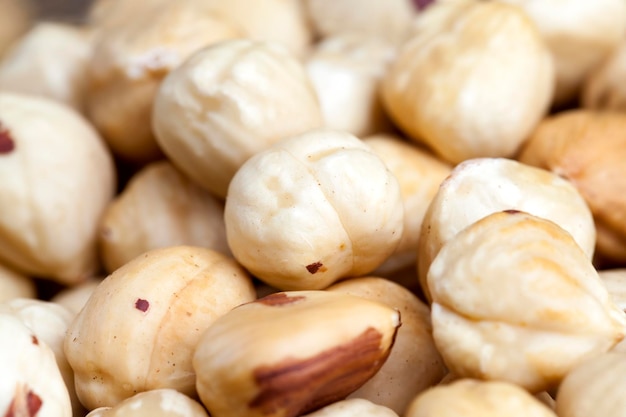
192,290,401,417
428,210,626,392
302,398,399,417
224,129,404,290
153,39,323,198
583,40,626,111
85,389,209,417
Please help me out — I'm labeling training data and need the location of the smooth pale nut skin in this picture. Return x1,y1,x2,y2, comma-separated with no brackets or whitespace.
0,93,116,284
556,352,626,417
64,246,256,410
85,389,209,417
193,290,401,417
405,379,557,417
51,277,103,317
99,161,230,273
417,157,596,301
153,39,323,198
429,211,626,392
583,41,626,111
301,398,398,417
0,263,36,302
364,134,451,275
0,22,92,111
382,0,553,164
87,1,242,163
328,277,446,415
224,129,404,290
0,313,72,417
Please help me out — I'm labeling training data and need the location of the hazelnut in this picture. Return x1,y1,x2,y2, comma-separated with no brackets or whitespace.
0,262,36,302
224,129,404,290
328,277,446,415
382,0,554,164
192,290,401,417
0,0,33,58
85,388,209,417
64,246,256,410
51,277,103,317
0,92,116,284
582,39,626,111
598,269,626,352
418,157,596,301
428,210,626,392
153,39,323,198
301,398,399,417
99,161,230,273
518,110,626,264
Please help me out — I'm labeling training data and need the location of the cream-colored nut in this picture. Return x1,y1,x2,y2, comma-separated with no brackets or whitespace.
87,0,167,29
501,0,626,107
556,352,626,417
0,0,32,58
64,246,256,410
302,398,399,417
535,392,556,411
224,129,404,290
429,210,626,392
383,0,553,164
0,262,35,302
0,299,83,417
84,389,209,417
99,161,230,273
328,277,446,415
418,157,596,301
87,1,242,163
583,40,626,111
305,0,418,45
598,269,626,352
405,379,557,417
0,313,71,417
0,22,93,111
153,39,323,198
193,290,401,417
305,33,395,138
519,111,626,264
364,134,451,275
0,93,115,284
51,277,103,317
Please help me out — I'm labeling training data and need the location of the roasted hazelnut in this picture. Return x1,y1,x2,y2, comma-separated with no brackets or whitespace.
0,262,35,302
85,389,209,417
302,398,399,417
582,39,626,111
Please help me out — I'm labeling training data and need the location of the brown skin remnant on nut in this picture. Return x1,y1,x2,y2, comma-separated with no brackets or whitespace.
412,0,436,11
31,335,38,345
256,292,306,307
503,209,522,215
4,385,43,417
134,298,149,312
0,123,15,154
249,327,393,417
306,262,324,274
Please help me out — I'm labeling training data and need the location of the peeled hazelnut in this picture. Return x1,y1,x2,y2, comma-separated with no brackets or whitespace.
518,110,626,264
382,0,553,164
224,129,404,290
429,210,626,392
153,39,323,198
0,262,35,302
0,22,93,111
64,246,256,410
192,290,401,417
418,157,596,301
301,398,399,417
0,0,33,58
85,389,209,417
87,0,167,29
598,269,626,352
0,313,71,417
51,277,103,317
99,161,230,273
583,40,626,111
363,134,451,275
0,93,116,284
87,1,242,163
328,277,446,415
305,33,395,138
556,352,626,417
405,379,557,417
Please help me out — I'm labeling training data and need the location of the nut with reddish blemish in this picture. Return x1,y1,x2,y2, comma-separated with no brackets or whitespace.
192,290,401,417
0,312,72,417
85,388,209,417
64,246,256,410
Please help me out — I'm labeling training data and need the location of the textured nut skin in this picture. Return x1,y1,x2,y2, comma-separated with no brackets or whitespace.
153,39,323,198
0,313,72,417
0,0,32,58
193,290,400,417
556,352,626,417
583,41,626,111
405,379,557,417
99,161,230,273
0,263,35,302
328,277,446,415
224,129,404,290
301,398,398,417
501,0,626,107
85,389,209,417
519,110,626,264
0,22,92,111
429,211,626,392
418,157,596,301
382,0,553,164
86,1,242,163
0,93,116,284
64,246,256,410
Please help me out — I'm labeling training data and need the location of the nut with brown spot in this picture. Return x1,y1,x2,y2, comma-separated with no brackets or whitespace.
192,290,401,417
85,389,209,417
